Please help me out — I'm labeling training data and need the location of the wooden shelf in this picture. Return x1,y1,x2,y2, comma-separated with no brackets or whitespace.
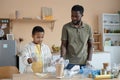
105,46,120,47
104,23,120,26
93,34,101,36
93,33,102,51
10,19,56,31
94,50,102,52
10,19,56,22
104,33,120,36
93,42,101,44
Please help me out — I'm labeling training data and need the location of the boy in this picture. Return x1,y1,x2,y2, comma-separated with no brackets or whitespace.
22,26,52,73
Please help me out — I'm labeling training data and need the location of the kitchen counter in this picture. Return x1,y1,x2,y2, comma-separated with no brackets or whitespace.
11,73,118,80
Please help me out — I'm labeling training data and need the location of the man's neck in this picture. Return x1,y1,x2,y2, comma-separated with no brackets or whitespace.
74,21,82,28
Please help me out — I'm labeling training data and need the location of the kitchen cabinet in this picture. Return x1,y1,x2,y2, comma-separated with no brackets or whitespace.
93,33,102,52
99,13,120,67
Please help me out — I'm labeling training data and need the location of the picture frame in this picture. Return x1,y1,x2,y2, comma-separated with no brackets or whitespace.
6,34,14,40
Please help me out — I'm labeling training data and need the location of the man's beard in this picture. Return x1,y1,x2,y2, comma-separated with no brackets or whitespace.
72,20,80,25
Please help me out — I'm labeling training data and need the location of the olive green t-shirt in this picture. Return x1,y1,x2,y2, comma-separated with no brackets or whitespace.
61,22,93,65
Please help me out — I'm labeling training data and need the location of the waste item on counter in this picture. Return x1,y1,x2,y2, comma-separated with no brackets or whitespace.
100,69,109,75
56,63,64,78
111,64,120,78
64,65,80,78
94,74,114,80
100,63,111,75
35,73,47,78
79,66,100,78
54,57,71,78
103,63,109,70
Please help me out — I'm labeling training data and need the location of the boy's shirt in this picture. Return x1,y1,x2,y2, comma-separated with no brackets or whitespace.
32,44,43,73
21,42,52,73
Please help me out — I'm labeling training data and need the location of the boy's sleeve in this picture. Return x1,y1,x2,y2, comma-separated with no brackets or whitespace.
21,46,31,65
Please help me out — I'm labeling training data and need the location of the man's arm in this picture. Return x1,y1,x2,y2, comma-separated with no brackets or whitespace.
87,26,93,61
87,40,93,61
61,25,68,57
60,40,67,57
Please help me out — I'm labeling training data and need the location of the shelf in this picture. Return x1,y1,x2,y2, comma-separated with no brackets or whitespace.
93,34,101,36
104,23,120,26
10,19,56,22
10,19,56,31
99,13,120,54
104,33,120,36
93,33,102,51
104,46,120,48
94,50,102,52
93,42,101,44
103,13,119,16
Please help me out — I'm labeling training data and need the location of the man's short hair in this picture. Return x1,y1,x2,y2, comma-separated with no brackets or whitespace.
71,5,84,14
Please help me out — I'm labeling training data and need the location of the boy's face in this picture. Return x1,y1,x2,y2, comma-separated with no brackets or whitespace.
32,32,44,44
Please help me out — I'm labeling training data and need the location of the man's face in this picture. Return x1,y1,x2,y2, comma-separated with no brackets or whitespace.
71,11,83,25
32,32,44,44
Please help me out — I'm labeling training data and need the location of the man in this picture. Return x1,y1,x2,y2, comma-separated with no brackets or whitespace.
22,26,52,73
61,5,93,69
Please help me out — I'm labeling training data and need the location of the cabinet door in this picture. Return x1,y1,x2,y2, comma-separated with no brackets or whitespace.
91,53,111,69
105,46,120,66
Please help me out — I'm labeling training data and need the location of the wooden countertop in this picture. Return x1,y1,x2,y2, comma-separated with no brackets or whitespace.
11,73,119,80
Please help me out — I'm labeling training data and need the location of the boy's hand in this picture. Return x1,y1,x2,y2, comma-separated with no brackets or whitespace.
27,58,33,64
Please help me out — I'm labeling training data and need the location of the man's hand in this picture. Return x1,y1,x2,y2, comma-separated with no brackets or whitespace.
86,60,92,67
27,58,33,64
61,40,67,57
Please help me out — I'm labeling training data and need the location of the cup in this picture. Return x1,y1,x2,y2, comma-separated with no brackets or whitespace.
103,63,109,69
56,63,64,78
